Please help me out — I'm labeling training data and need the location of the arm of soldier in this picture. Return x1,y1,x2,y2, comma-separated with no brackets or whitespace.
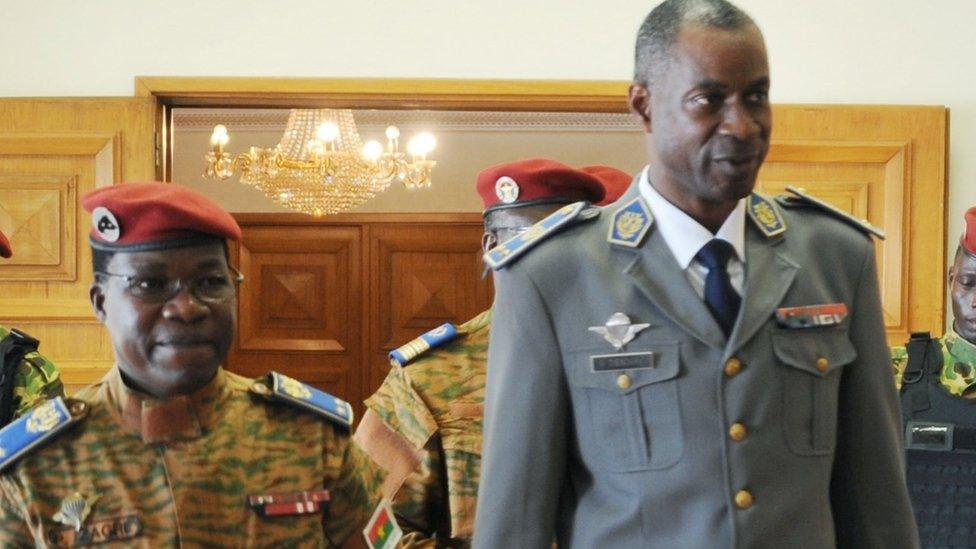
829,241,919,548
473,267,568,549
0,476,38,545
322,426,385,548
354,407,443,539
14,353,65,418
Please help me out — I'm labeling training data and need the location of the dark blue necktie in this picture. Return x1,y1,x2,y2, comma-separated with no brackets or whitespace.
696,239,741,337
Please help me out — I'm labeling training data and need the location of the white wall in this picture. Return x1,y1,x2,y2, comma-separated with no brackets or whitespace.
2,0,973,267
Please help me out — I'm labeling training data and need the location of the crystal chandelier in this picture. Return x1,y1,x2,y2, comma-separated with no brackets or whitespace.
203,109,436,216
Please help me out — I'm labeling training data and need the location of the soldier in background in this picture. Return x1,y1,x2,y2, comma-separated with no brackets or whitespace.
892,206,976,546
0,183,382,547
354,158,628,547
0,229,64,426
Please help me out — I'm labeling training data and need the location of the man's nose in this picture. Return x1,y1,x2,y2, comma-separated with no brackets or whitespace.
719,101,762,140
161,285,210,323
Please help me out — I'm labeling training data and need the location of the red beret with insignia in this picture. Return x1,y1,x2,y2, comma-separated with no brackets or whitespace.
964,206,976,256
81,182,242,252
581,165,633,206
0,229,11,258
477,158,605,215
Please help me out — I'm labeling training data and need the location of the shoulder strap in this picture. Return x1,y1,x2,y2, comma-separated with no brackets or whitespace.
250,372,354,430
902,332,942,415
0,397,89,473
484,201,599,270
776,186,885,239
389,323,461,367
0,329,40,426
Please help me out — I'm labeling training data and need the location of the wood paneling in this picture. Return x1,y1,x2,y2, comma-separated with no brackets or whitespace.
227,214,489,421
762,105,947,346
0,98,155,394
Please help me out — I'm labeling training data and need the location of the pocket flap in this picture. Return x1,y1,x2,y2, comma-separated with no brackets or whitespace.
567,342,680,393
772,328,857,377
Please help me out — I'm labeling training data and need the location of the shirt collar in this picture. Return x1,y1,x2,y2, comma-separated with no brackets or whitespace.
104,365,227,444
638,166,746,269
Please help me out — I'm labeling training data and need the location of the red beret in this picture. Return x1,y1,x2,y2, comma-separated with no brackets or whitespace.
964,206,976,256
0,229,10,259
581,165,633,206
477,158,605,214
82,182,242,252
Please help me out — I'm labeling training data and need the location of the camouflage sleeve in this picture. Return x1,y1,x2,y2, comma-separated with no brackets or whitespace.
0,476,37,545
322,426,385,547
890,346,907,391
13,353,65,418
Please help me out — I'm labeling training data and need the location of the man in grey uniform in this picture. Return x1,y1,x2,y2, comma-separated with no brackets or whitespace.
473,0,918,547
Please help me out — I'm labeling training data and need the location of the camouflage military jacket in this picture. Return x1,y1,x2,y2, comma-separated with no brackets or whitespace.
360,309,490,547
0,325,64,419
891,329,976,396
0,367,383,547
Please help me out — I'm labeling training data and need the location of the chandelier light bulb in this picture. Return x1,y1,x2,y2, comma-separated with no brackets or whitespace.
316,122,340,143
363,140,383,161
385,126,400,140
408,132,437,157
210,125,229,146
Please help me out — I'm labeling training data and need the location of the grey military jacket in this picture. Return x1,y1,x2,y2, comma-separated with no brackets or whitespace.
474,184,918,548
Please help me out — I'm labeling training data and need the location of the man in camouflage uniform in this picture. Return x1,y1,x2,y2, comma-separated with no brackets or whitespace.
0,229,64,425
355,159,627,547
892,205,976,545
0,183,382,547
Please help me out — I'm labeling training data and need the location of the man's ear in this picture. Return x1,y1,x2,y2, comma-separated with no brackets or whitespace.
90,282,107,323
628,83,652,132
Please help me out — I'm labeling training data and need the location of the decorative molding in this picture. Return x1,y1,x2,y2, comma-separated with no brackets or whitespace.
173,108,639,133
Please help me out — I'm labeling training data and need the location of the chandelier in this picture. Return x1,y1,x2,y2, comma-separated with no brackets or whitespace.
203,109,436,216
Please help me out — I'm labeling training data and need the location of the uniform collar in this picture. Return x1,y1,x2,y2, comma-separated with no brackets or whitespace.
637,166,746,269
946,328,976,365
104,366,227,444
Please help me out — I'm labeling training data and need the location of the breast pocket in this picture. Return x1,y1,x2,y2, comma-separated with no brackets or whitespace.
773,328,857,456
565,342,683,472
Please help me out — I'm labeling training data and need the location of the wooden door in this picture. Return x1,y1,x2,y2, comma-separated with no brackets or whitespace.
0,99,156,394
759,105,947,347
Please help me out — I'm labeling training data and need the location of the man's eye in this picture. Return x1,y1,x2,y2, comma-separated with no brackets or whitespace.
747,91,769,104
958,276,976,288
198,276,231,288
132,277,168,292
690,94,722,107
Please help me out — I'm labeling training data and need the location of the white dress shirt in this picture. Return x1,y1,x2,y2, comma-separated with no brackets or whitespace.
637,166,746,299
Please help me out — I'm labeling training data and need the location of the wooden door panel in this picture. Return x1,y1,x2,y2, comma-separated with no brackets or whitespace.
230,225,364,404
763,105,946,346
0,100,155,393
368,223,491,392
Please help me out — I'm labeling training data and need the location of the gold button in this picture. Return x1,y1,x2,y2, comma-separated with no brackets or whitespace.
724,358,742,377
617,374,632,390
729,422,748,442
735,489,754,509
816,357,829,373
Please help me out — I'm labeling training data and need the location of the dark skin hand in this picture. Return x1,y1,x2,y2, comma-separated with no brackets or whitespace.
90,243,237,398
629,23,771,234
951,247,976,344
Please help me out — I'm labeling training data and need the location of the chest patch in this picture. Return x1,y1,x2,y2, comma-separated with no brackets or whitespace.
46,514,142,547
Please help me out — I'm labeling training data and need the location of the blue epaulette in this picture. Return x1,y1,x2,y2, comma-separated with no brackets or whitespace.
484,201,600,270
0,397,88,473
389,323,461,367
250,372,354,429
776,186,885,239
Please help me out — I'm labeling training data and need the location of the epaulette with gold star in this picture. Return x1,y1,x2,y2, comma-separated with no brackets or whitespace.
0,397,89,473
484,201,601,270
250,372,354,429
776,186,884,239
